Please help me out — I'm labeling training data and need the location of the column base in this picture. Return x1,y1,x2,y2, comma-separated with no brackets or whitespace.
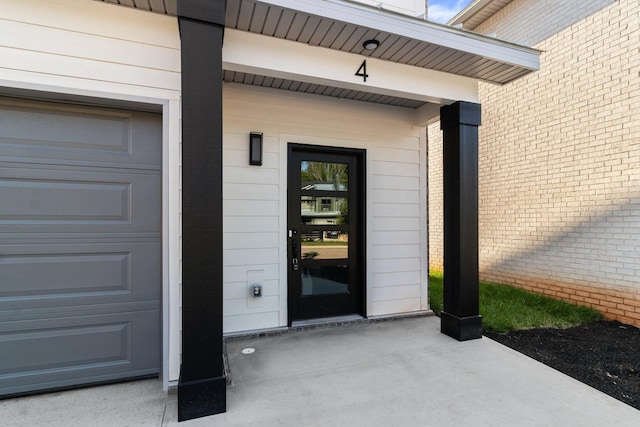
440,312,482,341
178,374,226,422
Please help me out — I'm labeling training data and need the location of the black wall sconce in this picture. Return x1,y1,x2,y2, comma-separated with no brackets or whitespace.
249,132,263,166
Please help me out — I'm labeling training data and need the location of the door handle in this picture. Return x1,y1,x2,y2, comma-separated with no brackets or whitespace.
290,229,298,271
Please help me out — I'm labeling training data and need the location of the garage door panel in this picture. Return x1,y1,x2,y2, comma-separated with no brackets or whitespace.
0,310,160,396
0,164,160,233
0,99,161,169
1,322,131,375
0,97,161,396
1,251,130,297
0,241,160,307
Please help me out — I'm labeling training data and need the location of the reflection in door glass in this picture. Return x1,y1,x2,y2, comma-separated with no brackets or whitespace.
301,265,349,296
300,161,348,191
301,231,348,260
300,197,348,225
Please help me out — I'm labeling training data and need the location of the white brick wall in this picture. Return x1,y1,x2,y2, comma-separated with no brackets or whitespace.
470,0,617,46
429,0,640,325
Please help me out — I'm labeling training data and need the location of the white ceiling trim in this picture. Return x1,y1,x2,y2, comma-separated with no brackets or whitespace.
223,29,479,106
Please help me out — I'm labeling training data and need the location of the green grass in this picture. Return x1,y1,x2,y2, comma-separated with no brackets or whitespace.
428,271,601,333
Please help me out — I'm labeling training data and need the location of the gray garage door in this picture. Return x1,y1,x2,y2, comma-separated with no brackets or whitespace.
0,97,161,396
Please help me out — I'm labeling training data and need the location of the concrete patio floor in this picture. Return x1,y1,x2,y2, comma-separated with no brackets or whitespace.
2,316,639,426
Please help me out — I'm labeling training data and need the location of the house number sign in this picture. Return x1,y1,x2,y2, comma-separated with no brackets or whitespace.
355,60,369,82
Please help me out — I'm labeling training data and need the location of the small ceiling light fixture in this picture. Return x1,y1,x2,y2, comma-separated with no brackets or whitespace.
363,39,380,50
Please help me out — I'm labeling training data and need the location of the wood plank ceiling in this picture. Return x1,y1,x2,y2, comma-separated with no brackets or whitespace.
98,0,537,108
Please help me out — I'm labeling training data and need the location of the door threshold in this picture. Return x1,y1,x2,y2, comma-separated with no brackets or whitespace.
291,314,363,327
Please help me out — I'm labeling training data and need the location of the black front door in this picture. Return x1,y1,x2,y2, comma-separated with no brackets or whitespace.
287,144,365,324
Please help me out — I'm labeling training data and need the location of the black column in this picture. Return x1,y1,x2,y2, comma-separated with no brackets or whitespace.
440,101,483,341
177,0,226,421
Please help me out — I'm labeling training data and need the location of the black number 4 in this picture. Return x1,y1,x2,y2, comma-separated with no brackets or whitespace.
356,60,369,82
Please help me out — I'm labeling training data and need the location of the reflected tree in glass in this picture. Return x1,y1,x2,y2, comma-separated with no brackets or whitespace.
301,161,348,191
336,198,348,225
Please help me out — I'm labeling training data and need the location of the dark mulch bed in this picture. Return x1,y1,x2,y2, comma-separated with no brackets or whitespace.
485,321,640,411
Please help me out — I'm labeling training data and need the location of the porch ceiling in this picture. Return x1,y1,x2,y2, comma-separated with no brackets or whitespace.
98,0,539,108
223,70,425,108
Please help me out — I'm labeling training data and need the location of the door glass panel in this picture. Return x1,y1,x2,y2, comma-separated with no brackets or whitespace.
302,231,348,260
301,197,348,224
300,161,348,191
301,265,349,296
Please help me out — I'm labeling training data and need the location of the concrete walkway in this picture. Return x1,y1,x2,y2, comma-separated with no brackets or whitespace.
2,316,639,426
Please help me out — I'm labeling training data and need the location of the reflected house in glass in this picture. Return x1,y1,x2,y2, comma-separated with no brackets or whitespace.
301,183,347,226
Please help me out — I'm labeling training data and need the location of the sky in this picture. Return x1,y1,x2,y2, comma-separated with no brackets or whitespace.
428,0,474,23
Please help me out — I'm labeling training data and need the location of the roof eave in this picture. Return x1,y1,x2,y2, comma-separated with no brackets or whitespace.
264,0,539,71
95,0,539,85
448,0,513,31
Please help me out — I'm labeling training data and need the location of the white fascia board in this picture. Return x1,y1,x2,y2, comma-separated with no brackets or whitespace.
256,0,540,70
223,29,478,105
350,0,425,17
448,0,495,27
414,103,442,126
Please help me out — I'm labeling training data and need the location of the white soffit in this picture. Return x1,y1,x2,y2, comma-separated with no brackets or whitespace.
448,0,514,31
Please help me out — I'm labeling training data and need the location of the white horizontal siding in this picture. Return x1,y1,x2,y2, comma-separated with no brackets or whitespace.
224,183,279,200
373,160,421,177
371,298,422,315
1,19,179,72
224,296,280,315
0,0,180,99
373,217,422,231
223,232,279,249
371,175,421,190
373,203,421,217
225,200,279,217
372,271,422,287
224,312,281,333
371,244,421,260
372,258,422,274
224,264,280,283
371,189,420,204
224,249,279,266
370,284,422,302
224,149,280,170
225,216,279,233
2,0,179,48
225,279,279,299
223,83,428,332
371,230,422,245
